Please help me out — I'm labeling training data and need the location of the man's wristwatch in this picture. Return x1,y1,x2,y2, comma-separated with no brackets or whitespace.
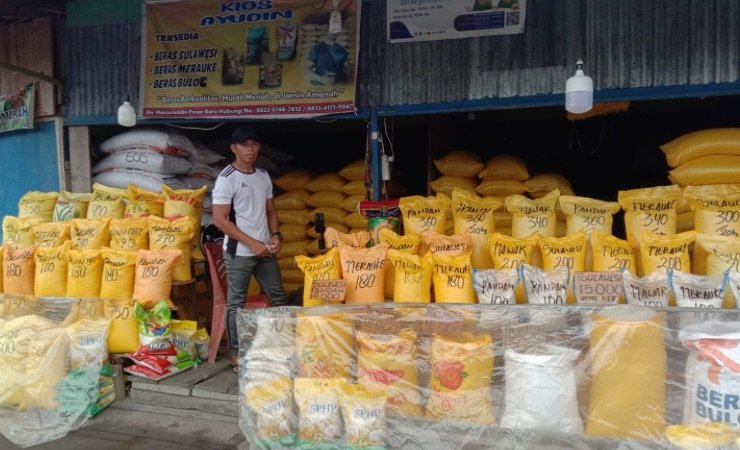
271,231,283,242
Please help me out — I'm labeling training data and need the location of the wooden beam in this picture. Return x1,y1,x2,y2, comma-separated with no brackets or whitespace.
0,61,62,86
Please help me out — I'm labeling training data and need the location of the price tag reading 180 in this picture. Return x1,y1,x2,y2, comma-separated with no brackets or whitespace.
574,271,623,305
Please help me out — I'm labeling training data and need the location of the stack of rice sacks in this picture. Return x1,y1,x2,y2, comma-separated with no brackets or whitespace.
1,182,213,356
661,128,740,234
429,151,575,236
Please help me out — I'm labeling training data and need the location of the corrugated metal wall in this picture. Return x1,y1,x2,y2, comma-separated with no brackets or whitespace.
64,0,740,118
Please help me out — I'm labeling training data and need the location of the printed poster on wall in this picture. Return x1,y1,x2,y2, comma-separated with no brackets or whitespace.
387,0,525,43
0,83,35,133
141,0,359,119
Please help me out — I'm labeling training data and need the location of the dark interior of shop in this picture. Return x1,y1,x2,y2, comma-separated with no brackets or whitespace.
89,93,740,239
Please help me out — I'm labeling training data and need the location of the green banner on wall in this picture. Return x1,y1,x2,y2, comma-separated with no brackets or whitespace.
0,83,35,134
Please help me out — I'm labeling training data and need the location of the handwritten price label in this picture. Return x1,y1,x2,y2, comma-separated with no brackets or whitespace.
574,271,623,305
309,280,346,302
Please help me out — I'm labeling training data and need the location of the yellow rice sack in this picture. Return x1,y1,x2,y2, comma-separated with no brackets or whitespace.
281,269,304,284
669,155,740,185
684,184,740,237
342,212,368,230
132,248,182,309
307,222,348,239
676,210,694,233
590,231,636,273
18,191,59,222
339,383,388,449
305,173,346,193
339,180,367,196
539,232,587,304
357,329,422,416
0,245,3,292
310,206,347,224
32,221,70,248
53,191,90,221
340,194,364,212
100,247,138,301
279,223,309,242
295,312,354,378
278,257,298,271
434,151,484,178
323,226,369,248
125,185,164,218
277,209,310,226
378,228,421,299
162,184,207,260
488,233,539,303
70,217,111,250
87,183,127,219
429,175,477,196
506,189,559,238
478,154,528,181
3,216,42,248
476,179,527,196
3,244,36,295
399,194,449,236
339,159,366,181
66,248,103,297
559,195,620,235
245,377,295,444
660,128,740,168
525,174,575,197
306,190,347,208
105,297,139,353
639,231,695,276
34,241,70,296
431,251,475,303
426,333,495,424
294,378,342,446
421,230,471,256
274,169,313,191
696,234,740,307
388,250,432,303
339,243,388,304
277,240,310,259
109,217,149,251
586,307,666,440
274,190,310,210
294,247,343,307
148,215,195,281
618,185,681,247
451,189,503,268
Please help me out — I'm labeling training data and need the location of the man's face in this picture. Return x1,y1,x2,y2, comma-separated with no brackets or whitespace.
231,139,260,163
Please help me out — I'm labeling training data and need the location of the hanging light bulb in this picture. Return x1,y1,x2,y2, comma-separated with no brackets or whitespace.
117,95,136,127
329,0,342,34
565,59,593,114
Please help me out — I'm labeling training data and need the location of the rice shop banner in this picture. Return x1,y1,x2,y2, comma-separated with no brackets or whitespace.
141,0,360,119
387,0,525,43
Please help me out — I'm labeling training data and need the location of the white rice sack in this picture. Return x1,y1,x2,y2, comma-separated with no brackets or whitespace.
187,142,225,165
500,344,583,433
93,150,193,175
260,143,294,164
671,271,726,309
472,268,518,305
621,269,670,308
730,271,740,308
100,127,194,157
188,162,219,180
520,264,569,305
180,177,215,190
680,322,740,426
93,168,189,192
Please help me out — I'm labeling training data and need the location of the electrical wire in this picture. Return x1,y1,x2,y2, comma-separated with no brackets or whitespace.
165,122,225,131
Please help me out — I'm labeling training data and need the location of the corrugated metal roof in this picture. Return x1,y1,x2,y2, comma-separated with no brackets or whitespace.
64,0,740,118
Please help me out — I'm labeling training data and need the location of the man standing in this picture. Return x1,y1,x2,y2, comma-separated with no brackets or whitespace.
212,125,287,372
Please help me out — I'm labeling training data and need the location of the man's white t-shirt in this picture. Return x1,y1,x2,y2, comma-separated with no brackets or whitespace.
212,165,273,257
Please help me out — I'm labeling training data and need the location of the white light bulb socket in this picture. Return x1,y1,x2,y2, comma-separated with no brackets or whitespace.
565,59,594,114
117,100,137,127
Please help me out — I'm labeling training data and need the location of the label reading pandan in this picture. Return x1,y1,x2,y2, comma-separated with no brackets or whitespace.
473,269,518,305
520,264,568,305
621,270,669,307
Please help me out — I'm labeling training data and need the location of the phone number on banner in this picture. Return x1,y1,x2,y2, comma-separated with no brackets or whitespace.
143,102,355,118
